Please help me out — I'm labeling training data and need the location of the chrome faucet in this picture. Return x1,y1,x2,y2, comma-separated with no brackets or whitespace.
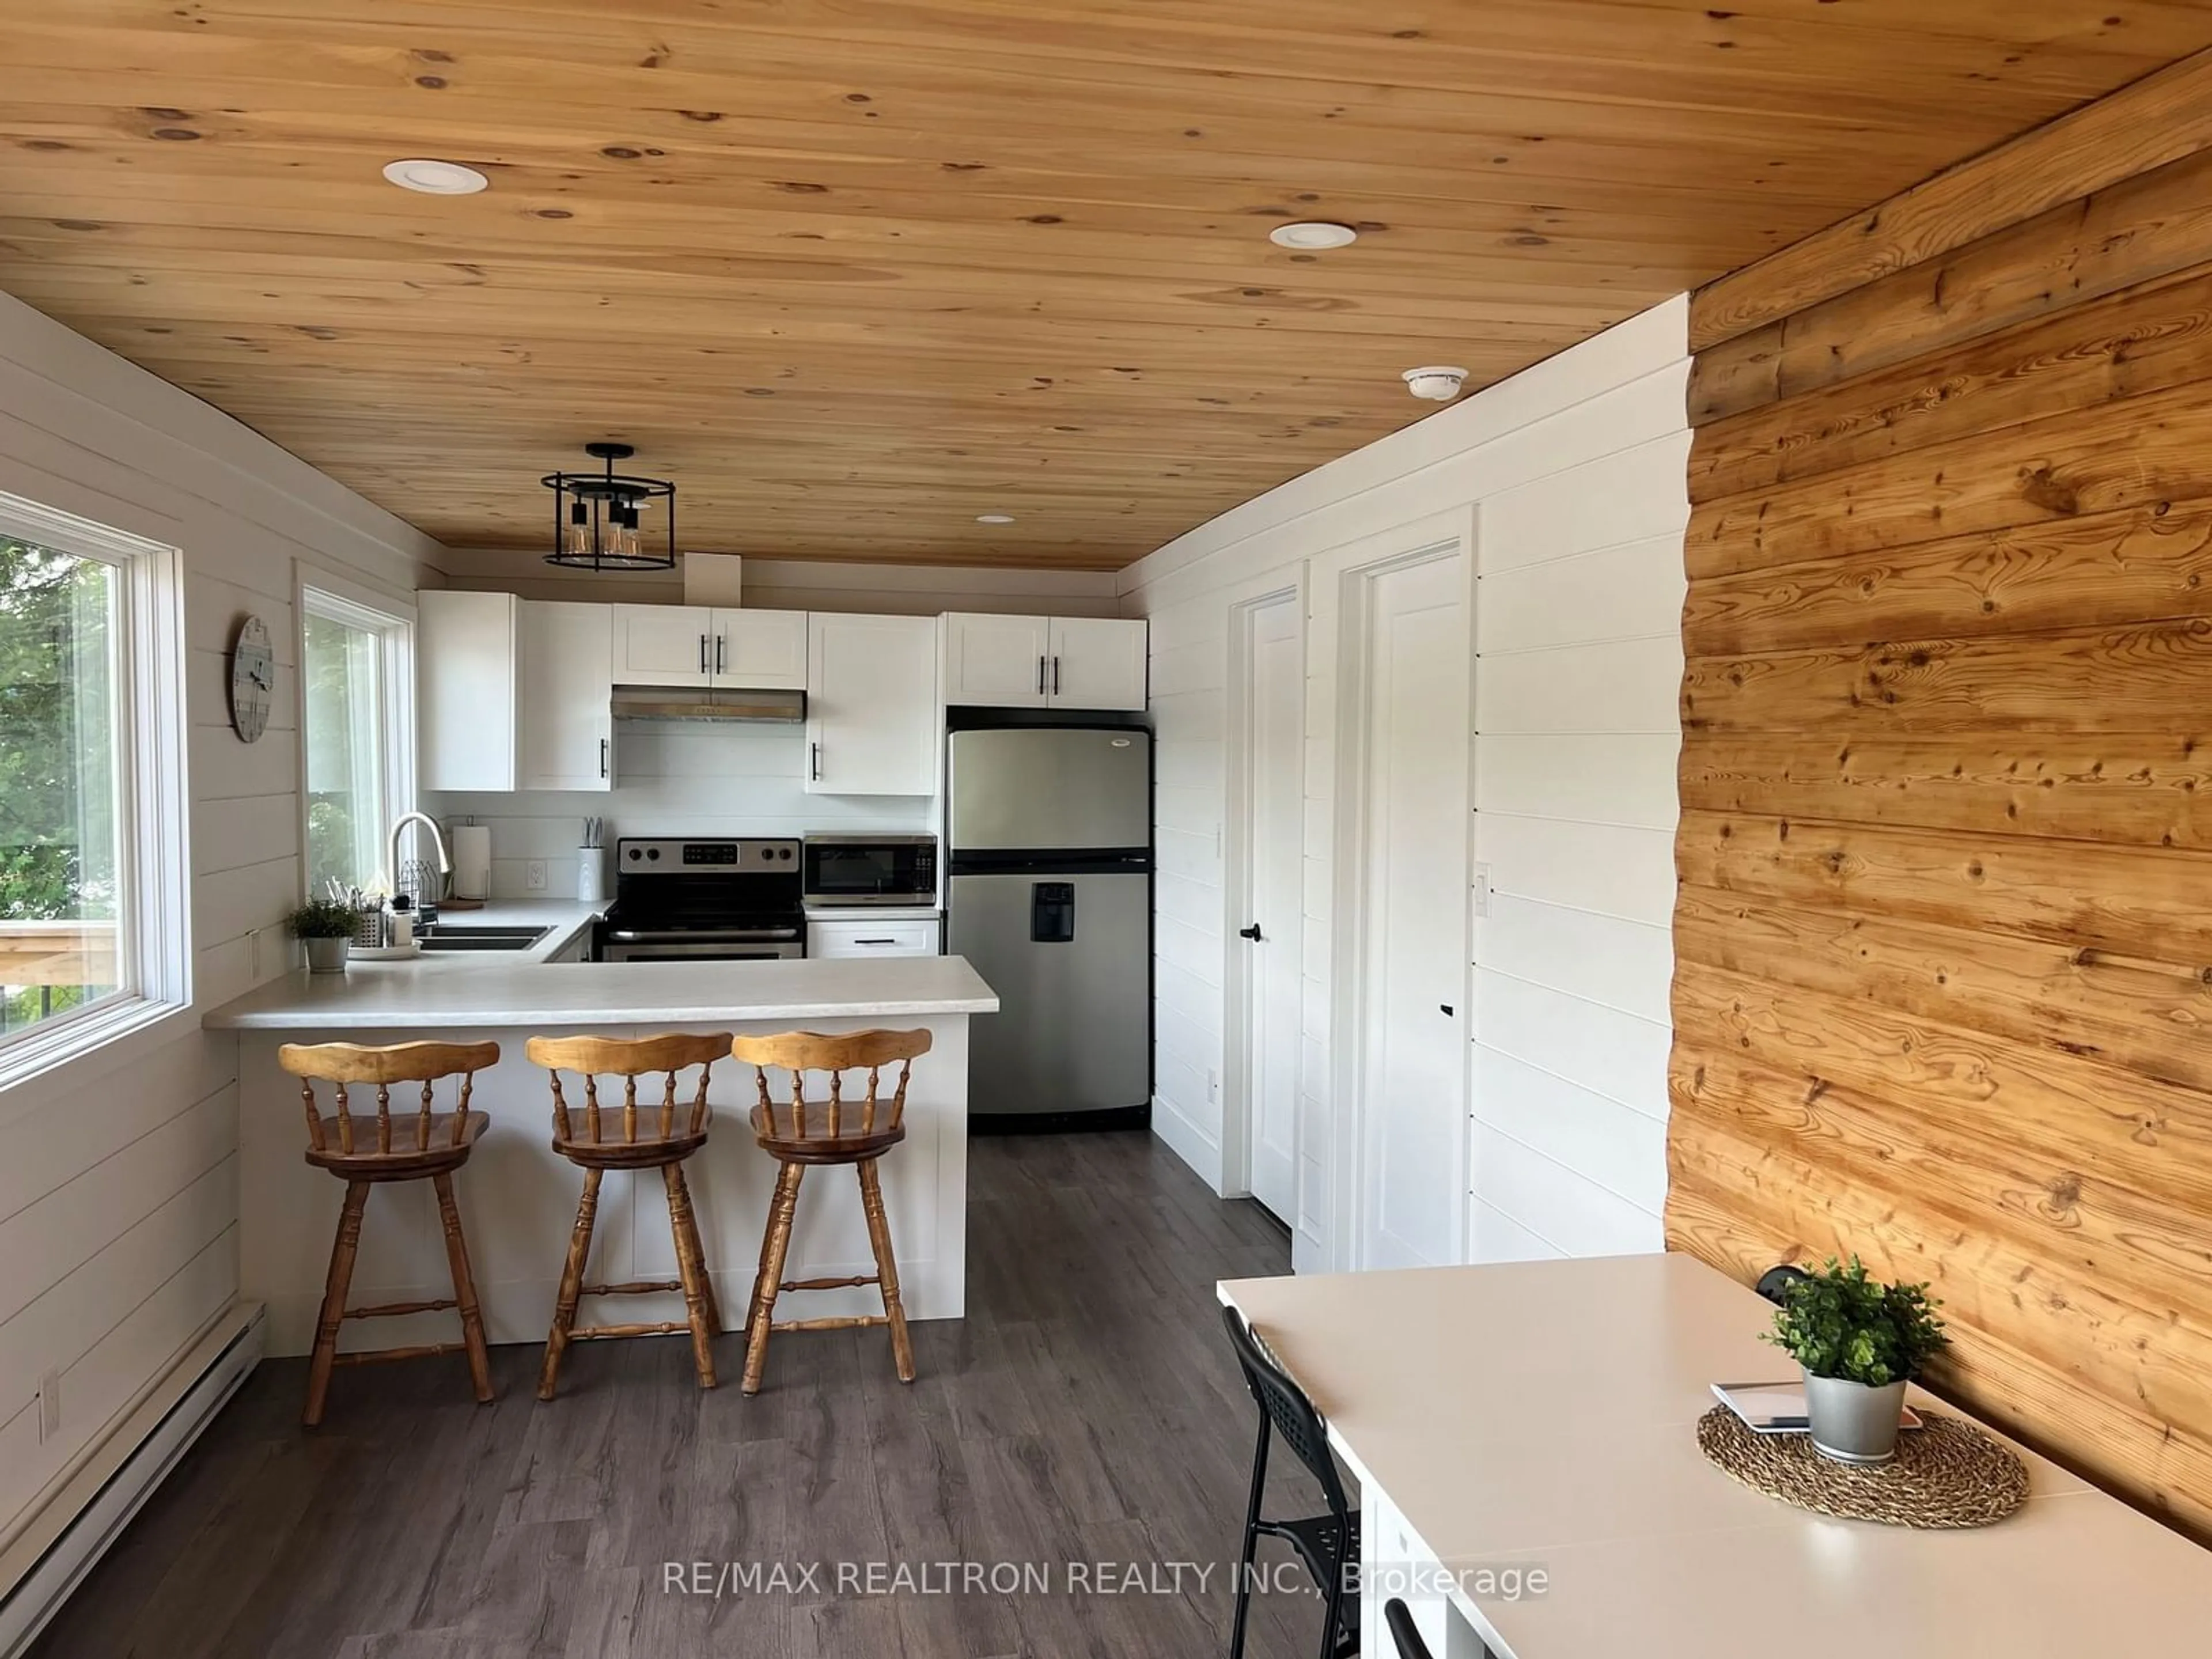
388,810,452,922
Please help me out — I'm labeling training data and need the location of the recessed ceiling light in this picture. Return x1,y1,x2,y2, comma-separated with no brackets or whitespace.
976,513,1016,525
1269,221,1358,251
382,158,490,195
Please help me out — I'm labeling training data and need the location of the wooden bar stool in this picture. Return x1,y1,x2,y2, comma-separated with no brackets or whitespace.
276,1040,499,1428
525,1032,732,1399
729,1028,931,1395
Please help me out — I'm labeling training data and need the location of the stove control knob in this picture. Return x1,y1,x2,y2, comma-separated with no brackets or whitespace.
779,847,793,859
626,847,642,861
646,847,661,861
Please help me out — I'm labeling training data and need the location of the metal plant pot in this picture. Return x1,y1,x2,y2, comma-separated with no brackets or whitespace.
305,935,351,974
1802,1369,1910,1465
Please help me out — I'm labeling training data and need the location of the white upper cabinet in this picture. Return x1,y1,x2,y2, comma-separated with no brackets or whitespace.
806,613,937,796
1048,616,1150,710
942,612,1147,710
419,589,519,792
942,612,1051,707
612,603,714,687
519,600,613,793
720,608,808,690
612,604,806,690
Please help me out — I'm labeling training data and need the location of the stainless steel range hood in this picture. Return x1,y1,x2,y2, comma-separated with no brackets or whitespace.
611,685,807,724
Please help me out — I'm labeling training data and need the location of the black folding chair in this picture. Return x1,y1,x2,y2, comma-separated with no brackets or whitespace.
1756,1263,1810,1306
1221,1302,1360,1659
1384,1599,1435,1659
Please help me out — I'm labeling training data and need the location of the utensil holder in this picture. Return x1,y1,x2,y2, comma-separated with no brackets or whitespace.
577,847,605,906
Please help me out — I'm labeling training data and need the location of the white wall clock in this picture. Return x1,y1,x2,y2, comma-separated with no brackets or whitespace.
229,615,274,744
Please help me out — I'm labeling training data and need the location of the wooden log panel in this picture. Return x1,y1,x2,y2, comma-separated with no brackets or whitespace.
1689,266,2212,505
1690,46,2212,352
1688,377,2212,579
1682,505,2212,658
1677,733,2212,849
1675,44,2212,1536
1691,139,2212,423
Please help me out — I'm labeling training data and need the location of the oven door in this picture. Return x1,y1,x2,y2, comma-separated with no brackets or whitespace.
595,927,805,963
802,837,937,908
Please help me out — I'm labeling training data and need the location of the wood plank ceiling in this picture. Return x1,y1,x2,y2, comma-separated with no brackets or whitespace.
4,2,2212,570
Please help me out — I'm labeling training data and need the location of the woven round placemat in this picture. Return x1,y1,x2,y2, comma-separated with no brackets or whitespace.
1696,1406,2029,1528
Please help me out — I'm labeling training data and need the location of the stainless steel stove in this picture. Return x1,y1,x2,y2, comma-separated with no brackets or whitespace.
592,837,805,962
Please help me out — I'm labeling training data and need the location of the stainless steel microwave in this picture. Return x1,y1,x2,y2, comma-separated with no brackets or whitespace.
801,834,938,907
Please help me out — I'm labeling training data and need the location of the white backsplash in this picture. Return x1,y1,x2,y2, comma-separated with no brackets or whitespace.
430,722,932,899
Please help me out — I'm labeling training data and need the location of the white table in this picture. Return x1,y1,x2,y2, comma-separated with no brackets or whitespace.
1219,1253,2212,1659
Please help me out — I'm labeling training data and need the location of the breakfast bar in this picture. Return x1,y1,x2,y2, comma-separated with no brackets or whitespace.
208,947,998,1359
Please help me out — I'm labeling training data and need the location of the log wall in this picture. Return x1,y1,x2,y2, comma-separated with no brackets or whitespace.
1668,48,2212,1536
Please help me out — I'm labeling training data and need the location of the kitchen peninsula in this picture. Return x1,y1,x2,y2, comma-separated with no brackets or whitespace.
206,933,998,1358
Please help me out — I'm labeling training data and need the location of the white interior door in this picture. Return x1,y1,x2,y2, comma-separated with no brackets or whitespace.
1242,596,1302,1225
1359,552,1469,1271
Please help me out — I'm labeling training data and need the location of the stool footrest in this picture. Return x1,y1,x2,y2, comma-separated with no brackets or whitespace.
581,1279,683,1297
569,1320,696,1341
771,1314,891,1334
344,1297,458,1320
334,1340,467,1367
781,1273,880,1292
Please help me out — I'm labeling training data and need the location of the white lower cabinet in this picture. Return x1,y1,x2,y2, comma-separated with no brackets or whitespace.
805,612,937,795
806,918,942,959
518,600,613,791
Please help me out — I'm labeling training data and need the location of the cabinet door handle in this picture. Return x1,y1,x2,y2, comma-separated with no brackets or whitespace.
810,741,822,781
1036,653,1047,696
1052,654,1061,695
600,737,608,779
715,632,726,675
1239,923,1263,941
699,632,709,674
855,938,896,946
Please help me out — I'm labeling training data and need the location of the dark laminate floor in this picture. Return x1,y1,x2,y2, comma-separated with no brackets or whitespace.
31,1132,1338,1658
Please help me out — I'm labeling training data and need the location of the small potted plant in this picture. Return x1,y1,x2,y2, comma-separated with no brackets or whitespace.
1765,1255,1947,1465
287,897,358,974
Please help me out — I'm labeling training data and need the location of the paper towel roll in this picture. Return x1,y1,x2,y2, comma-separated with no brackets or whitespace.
451,824,492,901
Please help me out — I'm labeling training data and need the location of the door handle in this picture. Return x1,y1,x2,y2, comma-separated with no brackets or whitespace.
810,741,822,781
715,632,726,675
1037,654,1047,696
1052,655,1061,695
599,737,608,779
855,938,896,946
1239,923,1263,941
1440,1003,1455,1017
699,632,709,674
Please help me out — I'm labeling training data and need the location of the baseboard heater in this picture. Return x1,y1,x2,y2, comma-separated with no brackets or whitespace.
0,1303,265,1658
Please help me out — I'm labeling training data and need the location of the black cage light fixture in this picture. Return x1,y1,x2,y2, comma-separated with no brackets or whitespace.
541,442,677,570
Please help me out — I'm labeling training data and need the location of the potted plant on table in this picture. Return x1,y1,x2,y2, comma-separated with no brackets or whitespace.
1765,1255,1947,1465
287,897,358,974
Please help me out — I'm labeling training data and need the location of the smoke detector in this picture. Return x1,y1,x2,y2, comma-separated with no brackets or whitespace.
1402,366,1469,402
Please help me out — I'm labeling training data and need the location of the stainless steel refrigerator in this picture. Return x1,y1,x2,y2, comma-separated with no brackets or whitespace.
946,724,1152,1126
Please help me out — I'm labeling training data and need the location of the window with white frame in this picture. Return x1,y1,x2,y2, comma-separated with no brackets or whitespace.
0,491,188,1066
299,581,412,896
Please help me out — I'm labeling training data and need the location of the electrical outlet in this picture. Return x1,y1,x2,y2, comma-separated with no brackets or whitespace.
525,860,548,892
1472,862,1493,919
37,1370,59,1443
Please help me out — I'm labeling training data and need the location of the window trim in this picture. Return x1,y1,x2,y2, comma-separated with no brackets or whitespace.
0,490,191,1089
294,565,416,900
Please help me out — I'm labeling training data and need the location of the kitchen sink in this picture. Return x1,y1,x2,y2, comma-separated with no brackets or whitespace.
417,925,551,953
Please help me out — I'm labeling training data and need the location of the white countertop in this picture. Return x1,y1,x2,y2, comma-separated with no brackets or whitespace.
1220,1255,2212,1659
206,952,999,1030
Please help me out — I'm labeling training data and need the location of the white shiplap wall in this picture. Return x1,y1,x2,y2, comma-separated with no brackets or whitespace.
433,724,931,899
1119,297,1688,1268
0,290,438,1547
434,550,1124,617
